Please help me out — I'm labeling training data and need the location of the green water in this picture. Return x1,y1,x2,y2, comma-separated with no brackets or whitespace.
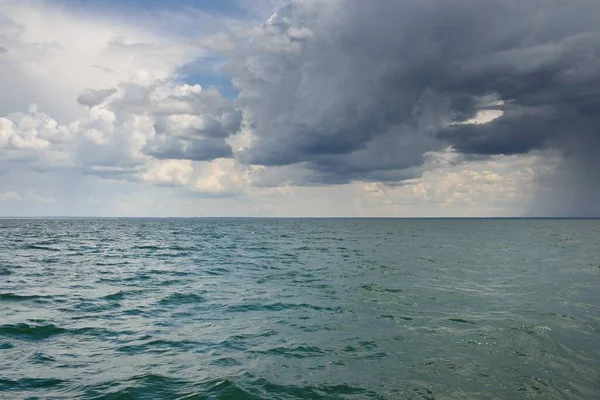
0,218,599,399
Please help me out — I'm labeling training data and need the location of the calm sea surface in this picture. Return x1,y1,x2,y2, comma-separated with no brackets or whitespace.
0,219,599,399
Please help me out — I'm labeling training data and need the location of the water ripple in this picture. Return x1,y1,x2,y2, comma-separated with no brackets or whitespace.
0,218,599,399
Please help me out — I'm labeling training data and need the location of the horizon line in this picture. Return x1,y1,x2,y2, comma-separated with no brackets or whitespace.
1,216,599,220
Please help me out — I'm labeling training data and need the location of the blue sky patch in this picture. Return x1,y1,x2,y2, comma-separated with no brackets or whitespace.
175,56,239,99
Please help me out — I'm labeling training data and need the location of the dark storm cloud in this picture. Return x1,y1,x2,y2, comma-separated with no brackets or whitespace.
143,137,233,161
438,115,555,156
77,88,117,107
152,108,242,139
228,0,600,199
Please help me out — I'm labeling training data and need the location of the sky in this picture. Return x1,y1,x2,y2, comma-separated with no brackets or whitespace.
0,0,599,217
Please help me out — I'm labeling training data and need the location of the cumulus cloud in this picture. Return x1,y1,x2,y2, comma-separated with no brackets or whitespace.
359,151,547,216
64,77,239,179
143,136,233,161
0,104,71,165
88,79,242,166
139,159,193,186
77,88,117,108
0,2,243,202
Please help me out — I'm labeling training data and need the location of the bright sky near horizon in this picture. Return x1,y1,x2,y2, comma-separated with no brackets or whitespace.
1,0,599,217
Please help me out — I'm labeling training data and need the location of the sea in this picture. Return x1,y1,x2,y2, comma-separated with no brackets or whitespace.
0,218,599,399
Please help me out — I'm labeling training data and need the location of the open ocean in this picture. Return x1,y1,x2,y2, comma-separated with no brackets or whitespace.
0,218,599,399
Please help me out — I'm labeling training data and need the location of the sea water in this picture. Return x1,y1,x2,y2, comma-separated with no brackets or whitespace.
1,218,599,399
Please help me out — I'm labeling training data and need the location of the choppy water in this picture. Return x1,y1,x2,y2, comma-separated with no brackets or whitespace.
1,218,599,399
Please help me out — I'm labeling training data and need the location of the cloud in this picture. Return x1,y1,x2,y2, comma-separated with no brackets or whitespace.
0,1,199,121
0,189,55,203
358,150,548,217
0,191,21,201
197,32,238,52
77,88,117,108
0,2,245,214
139,159,193,186
2,0,600,216
190,158,257,196
143,136,233,161
0,104,71,156
1,72,240,186
223,0,600,215
231,1,468,176
0,1,299,214
73,78,240,179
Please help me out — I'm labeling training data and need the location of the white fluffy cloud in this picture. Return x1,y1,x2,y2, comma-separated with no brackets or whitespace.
0,106,66,151
360,151,548,217
139,159,194,187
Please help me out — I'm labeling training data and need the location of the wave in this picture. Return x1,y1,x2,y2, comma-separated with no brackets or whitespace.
158,292,206,305
361,284,403,293
292,246,333,252
218,330,278,350
0,323,131,341
30,352,56,364
117,339,200,355
78,374,380,400
0,323,68,340
0,377,65,390
380,314,414,321
247,345,326,359
132,245,161,250
203,267,231,276
448,318,476,324
511,325,552,336
82,374,231,400
102,291,128,300
231,375,382,399
167,245,197,251
23,244,61,252
0,293,49,302
149,269,194,277
226,302,343,313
